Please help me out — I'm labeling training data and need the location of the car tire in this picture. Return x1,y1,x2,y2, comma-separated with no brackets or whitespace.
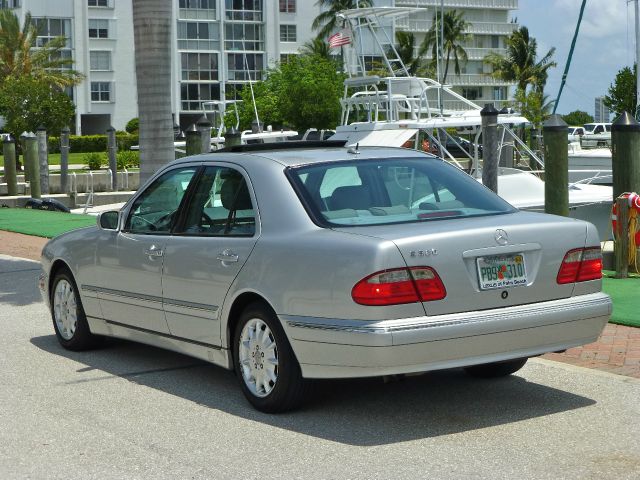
50,269,101,351
463,358,528,378
233,302,306,413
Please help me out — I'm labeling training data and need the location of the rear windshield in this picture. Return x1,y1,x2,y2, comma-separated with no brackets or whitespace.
288,157,516,227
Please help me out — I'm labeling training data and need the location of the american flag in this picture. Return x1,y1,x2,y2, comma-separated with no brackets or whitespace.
328,30,351,48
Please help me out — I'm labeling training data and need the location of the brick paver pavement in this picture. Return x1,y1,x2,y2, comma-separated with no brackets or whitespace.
543,323,640,378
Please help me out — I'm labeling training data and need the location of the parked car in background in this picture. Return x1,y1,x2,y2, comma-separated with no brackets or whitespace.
39,142,612,412
581,123,611,147
567,126,585,143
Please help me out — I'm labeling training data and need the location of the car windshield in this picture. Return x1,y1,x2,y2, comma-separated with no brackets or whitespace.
289,157,516,227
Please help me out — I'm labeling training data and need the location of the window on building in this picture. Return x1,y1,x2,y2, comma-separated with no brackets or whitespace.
177,21,219,50
279,24,296,42
180,83,221,111
225,23,263,51
491,35,500,49
493,87,506,101
362,55,383,72
225,0,262,21
279,0,295,13
462,87,482,101
227,53,264,81
181,52,218,81
91,81,111,102
179,0,215,8
88,0,111,7
88,19,109,38
33,18,72,48
90,51,112,71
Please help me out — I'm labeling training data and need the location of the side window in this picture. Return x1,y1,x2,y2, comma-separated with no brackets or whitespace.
125,167,197,234
178,166,256,236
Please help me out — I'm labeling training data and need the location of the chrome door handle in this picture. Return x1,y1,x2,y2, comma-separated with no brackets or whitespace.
216,250,239,263
144,246,164,257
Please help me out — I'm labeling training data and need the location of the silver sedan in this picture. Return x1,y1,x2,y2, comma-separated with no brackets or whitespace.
39,143,612,412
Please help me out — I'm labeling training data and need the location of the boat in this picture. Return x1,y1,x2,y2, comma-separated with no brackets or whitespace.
328,7,613,240
567,141,612,185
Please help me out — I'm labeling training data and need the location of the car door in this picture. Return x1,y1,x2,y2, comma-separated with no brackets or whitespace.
161,165,259,346
95,166,198,334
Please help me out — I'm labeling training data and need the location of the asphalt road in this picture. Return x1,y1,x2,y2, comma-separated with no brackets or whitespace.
1,254,639,479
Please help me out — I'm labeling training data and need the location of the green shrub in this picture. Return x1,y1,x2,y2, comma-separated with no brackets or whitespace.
47,133,139,153
125,118,139,134
84,152,105,170
116,150,140,169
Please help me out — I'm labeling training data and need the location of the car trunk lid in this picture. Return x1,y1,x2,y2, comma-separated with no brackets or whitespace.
334,212,589,316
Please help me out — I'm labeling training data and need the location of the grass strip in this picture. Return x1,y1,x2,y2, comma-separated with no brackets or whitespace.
0,208,95,238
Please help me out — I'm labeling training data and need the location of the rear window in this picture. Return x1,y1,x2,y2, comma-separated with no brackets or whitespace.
288,157,516,227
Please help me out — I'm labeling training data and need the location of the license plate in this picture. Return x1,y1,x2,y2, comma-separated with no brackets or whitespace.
477,253,527,290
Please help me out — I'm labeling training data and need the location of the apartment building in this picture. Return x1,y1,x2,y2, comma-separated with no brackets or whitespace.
1,0,517,134
394,0,519,110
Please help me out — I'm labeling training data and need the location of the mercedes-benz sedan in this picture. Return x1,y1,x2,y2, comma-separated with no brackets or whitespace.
39,142,612,412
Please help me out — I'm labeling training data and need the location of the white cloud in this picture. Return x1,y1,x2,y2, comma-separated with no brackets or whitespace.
555,0,630,39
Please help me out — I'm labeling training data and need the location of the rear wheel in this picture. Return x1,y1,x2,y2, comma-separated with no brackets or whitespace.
233,302,305,413
51,270,101,351
464,358,528,378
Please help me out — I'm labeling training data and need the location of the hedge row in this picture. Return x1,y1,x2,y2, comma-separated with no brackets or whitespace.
47,134,139,154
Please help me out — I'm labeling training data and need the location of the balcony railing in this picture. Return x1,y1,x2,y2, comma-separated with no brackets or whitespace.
447,74,515,86
396,0,518,9
443,98,511,111
396,19,517,36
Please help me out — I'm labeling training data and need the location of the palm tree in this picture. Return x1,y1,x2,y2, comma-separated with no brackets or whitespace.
299,38,333,60
312,0,372,40
484,26,556,93
132,0,175,183
418,9,470,84
392,31,421,76
0,10,83,88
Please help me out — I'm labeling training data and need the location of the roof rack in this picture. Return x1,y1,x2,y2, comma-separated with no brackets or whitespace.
216,140,347,153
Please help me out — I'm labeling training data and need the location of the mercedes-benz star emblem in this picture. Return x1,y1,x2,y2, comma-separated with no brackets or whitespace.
494,229,509,245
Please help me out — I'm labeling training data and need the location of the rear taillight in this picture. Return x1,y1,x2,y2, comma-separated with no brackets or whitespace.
557,247,602,284
352,267,446,306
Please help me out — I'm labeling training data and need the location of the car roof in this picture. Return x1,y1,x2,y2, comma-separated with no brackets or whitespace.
170,144,433,168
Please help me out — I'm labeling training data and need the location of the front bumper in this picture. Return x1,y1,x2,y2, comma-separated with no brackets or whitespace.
280,292,612,379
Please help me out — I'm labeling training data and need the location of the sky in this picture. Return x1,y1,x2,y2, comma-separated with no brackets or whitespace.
517,0,634,117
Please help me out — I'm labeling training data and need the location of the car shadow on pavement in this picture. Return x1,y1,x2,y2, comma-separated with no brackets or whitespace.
31,334,596,447
0,256,42,307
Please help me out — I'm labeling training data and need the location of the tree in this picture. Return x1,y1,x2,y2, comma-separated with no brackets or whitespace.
132,0,175,183
562,110,593,126
0,76,74,139
392,31,421,76
232,55,346,132
299,38,333,60
418,9,470,83
0,10,83,88
312,0,372,40
604,65,636,117
484,26,556,93
513,88,554,129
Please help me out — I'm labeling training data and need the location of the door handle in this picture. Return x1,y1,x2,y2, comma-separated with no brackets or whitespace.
144,245,164,257
216,249,239,263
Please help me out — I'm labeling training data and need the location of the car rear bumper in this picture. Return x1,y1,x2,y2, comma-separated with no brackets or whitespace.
280,292,612,379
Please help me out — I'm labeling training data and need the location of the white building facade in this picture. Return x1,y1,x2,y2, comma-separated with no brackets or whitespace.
2,0,517,134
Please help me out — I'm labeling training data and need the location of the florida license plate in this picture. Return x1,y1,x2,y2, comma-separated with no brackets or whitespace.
477,253,527,290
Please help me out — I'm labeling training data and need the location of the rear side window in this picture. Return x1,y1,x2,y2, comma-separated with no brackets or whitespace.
289,157,515,227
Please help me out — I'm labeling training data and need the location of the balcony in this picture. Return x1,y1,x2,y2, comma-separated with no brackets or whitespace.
443,98,511,110
396,0,518,9
447,74,515,86
396,19,517,36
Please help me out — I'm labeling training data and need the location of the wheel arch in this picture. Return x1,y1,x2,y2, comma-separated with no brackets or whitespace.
224,291,278,351
48,259,74,295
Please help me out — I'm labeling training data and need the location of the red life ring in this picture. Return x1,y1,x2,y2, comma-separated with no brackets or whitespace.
611,192,640,243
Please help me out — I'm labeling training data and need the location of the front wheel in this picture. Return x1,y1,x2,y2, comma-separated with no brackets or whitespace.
51,270,101,351
233,302,305,413
464,358,528,378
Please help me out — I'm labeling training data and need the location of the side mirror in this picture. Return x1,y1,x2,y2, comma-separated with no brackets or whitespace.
97,210,120,230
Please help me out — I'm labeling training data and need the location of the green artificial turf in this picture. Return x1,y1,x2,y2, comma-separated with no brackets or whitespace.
0,208,95,238
0,152,88,167
602,271,640,328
